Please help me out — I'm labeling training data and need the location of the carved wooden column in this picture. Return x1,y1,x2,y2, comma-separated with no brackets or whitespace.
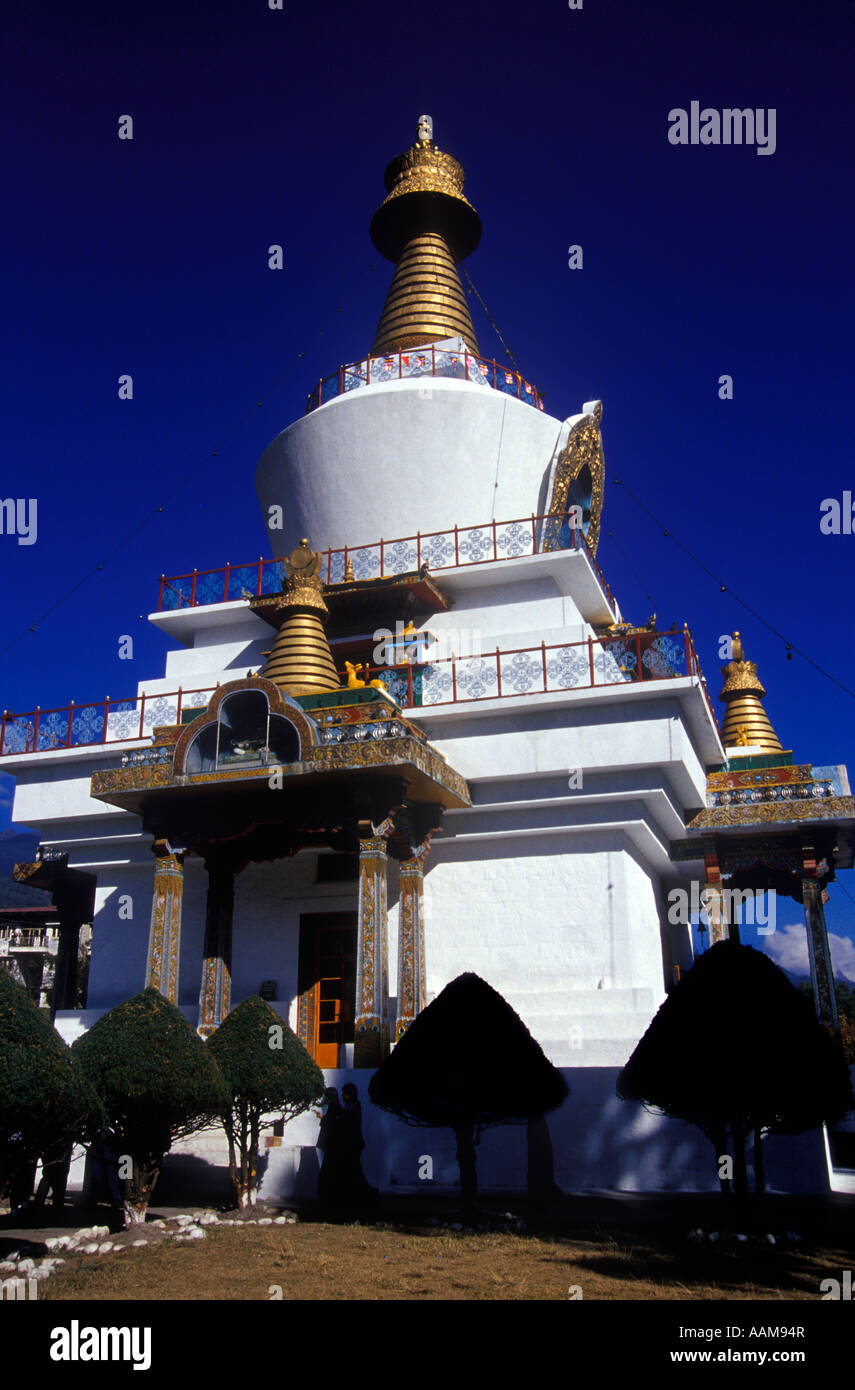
395,840,431,1043
802,841,838,1028
354,821,392,1067
703,846,732,944
144,840,185,1002
197,856,236,1037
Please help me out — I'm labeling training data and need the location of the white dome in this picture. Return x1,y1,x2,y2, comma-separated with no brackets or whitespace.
254,375,564,558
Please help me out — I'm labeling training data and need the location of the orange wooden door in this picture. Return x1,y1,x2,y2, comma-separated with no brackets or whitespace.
314,921,356,1067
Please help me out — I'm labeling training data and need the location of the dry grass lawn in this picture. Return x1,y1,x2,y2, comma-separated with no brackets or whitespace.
36,1219,850,1301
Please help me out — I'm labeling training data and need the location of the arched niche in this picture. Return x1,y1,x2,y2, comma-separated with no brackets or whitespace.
541,405,605,556
177,680,314,775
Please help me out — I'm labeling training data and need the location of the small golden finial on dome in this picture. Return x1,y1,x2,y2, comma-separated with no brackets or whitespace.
260,539,341,697
718,631,784,755
369,116,482,357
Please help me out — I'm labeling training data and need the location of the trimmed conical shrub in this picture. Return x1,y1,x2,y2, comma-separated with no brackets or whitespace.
0,969,102,1199
369,972,568,1211
617,940,853,1195
72,987,228,1224
207,996,324,1208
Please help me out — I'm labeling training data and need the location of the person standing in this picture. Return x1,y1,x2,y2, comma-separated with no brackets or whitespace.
33,1140,73,1214
339,1083,377,1209
316,1087,344,1208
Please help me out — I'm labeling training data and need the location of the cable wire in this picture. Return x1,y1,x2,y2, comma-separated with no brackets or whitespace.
460,265,527,381
604,528,658,610
611,474,855,700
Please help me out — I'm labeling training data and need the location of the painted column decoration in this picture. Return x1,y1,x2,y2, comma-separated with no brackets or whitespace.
703,848,731,944
395,840,431,1042
144,840,185,1002
802,841,838,1029
355,822,393,1067
197,857,236,1037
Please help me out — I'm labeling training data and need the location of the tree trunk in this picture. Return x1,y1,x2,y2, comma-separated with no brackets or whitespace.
248,1113,259,1207
227,1133,245,1208
453,1122,478,1218
121,1155,160,1228
228,1110,260,1210
753,1124,766,1195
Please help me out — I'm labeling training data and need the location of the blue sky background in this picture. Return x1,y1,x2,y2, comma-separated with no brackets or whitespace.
1,0,853,974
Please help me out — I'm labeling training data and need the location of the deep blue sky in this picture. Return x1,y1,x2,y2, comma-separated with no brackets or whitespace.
2,0,854,962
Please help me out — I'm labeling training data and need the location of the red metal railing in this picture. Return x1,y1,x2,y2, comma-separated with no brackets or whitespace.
0,631,715,758
157,513,615,613
305,346,546,415
357,628,707,710
0,687,217,757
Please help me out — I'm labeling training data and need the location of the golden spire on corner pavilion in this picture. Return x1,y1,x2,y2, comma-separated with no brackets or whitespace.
718,632,785,755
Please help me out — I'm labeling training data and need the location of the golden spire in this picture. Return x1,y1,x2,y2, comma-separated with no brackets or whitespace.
718,632,784,754
261,540,341,697
370,116,481,357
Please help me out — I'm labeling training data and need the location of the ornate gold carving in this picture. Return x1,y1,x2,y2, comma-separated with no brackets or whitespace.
151,726,183,746
355,833,390,1067
396,840,431,1041
708,764,814,791
91,765,171,795
310,738,470,804
93,733,472,811
382,143,471,202
281,538,326,610
544,409,605,557
802,877,838,1027
345,661,387,691
689,796,855,829
197,861,234,1038
144,844,185,1002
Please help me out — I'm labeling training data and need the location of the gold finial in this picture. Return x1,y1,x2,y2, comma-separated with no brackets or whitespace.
344,556,355,582
718,632,784,754
369,117,481,356
260,540,341,697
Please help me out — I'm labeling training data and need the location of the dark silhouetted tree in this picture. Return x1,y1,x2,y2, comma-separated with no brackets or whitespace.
207,996,325,1209
369,972,568,1215
72,988,228,1225
0,969,102,1200
617,941,853,1197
